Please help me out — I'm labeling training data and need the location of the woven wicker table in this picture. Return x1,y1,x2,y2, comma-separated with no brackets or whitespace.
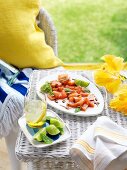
15,68,127,170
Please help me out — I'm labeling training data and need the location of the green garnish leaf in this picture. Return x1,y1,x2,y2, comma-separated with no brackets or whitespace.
75,108,81,113
41,82,54,95
64,88,71,92
75,79,89,87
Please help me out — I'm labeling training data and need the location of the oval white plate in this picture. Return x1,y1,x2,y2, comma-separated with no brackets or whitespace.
36,73,104,117
18,109,71,148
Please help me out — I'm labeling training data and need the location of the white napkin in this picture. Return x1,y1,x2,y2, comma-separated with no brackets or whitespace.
70,116,127,170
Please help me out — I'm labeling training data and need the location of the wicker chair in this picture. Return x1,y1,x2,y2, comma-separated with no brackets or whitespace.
4,8,58,170
38,8,58,56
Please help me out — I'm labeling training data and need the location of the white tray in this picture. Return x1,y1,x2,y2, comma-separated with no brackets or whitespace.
18,109,71,148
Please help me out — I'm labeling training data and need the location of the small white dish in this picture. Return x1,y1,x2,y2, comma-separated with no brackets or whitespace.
18,109,71,148
36,73,104,117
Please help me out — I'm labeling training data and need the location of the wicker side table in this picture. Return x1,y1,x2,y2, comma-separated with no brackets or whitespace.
15,69,127,170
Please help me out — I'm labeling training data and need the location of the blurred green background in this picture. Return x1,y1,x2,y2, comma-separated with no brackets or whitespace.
42,0,127,63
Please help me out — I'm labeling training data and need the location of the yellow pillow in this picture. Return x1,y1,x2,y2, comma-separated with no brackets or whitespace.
0,0,62,68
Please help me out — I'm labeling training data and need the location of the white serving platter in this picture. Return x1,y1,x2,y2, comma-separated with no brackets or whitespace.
36,73,104,117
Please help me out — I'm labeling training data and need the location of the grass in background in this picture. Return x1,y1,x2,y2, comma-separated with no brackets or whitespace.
42,0,127,63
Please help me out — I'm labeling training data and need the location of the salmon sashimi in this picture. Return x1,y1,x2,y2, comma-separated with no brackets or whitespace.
45,74,98,112
53,90,67,100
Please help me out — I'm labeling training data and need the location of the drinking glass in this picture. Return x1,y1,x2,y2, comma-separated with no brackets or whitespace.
24,85,47,125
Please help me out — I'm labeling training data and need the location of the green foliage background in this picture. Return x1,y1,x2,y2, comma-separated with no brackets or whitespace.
42,0,127,63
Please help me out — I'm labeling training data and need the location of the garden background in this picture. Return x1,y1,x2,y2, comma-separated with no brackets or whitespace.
42,0,127,63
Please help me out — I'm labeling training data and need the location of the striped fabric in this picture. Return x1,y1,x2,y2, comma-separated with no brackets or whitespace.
0,68,33,137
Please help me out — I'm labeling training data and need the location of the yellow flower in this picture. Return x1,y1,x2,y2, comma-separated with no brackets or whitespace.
94,69,121,94
94,55,125,94
102,55,124,72
110,85,127,115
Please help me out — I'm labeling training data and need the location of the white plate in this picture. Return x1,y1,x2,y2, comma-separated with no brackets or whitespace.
18,109,71,148
36,73,104,117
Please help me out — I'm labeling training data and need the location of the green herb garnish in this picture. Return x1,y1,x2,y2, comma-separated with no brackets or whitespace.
64,88,71,92
75,79,89,87
41,82,54,95
75,108,81,113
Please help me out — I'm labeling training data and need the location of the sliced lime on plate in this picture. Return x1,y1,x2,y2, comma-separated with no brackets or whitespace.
50,118,64,128
46,125,60,135
33,128,46,142
58,127,64,135
41,134,53,144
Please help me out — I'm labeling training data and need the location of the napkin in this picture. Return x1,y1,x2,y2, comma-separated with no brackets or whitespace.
70,116,127,170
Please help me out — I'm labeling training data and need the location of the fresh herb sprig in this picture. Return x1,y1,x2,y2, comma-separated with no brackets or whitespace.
41,82,54,95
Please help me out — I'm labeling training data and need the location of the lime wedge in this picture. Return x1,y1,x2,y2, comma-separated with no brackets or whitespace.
33,128,46,142
46,125,60,135
50,118,64,128
25,100,46,123
46,116,53,121
41,134,53,144
75,79,89,87
58,127,64,135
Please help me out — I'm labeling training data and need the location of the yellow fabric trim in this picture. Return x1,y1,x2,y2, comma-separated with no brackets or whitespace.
62,62,127,70
62,63,102,70
76,140,95,154
95,127,127,141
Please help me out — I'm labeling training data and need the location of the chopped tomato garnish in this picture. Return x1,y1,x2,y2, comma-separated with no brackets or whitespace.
67,80,75,86
81,104,88,111
81,93,89,97
69,97,74,102
58,74,69,84
75,86,82,94
58,87,64,92
51,81,62,88
47,95,55,100
67,98,85,108
68,92,80,98
88,101,94,107
53,90,67,100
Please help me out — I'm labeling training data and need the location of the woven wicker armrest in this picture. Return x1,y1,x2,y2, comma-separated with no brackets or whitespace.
37,8,58,56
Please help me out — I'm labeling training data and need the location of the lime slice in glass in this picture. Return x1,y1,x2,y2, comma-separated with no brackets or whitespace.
27,121,45,128
25,100,46,124
46,125,60,135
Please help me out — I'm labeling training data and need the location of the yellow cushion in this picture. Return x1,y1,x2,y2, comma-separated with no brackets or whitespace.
0,0,62,68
